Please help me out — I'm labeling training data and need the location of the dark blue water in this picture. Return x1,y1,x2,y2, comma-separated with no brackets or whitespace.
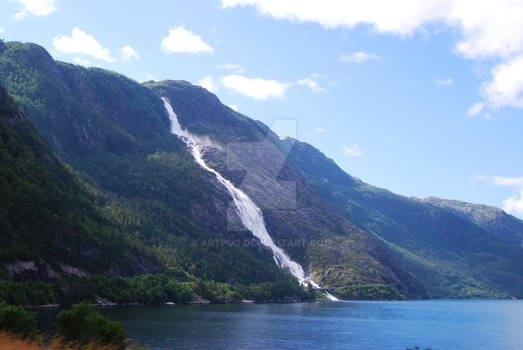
37,300,523,349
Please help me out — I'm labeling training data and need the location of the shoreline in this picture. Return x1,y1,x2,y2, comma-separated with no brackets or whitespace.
24,297,521,310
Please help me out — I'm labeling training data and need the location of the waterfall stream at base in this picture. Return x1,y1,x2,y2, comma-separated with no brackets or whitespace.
162,98,338,301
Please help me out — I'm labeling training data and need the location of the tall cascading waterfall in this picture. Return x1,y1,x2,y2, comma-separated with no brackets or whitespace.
162,97,338,301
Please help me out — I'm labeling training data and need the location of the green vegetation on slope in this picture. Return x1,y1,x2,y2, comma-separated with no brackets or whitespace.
0,273,314,305
422,196,523,247
0,82,157,277
333,284,404,300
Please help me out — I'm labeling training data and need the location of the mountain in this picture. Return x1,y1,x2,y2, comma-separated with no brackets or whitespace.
0,82,157,281
0,40,294,289
422,197,523,247
0,41,425,299
1,40,523,299
148,81,425,296
285,140,523,297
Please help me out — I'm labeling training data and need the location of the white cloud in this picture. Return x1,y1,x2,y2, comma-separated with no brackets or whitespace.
222,74,289,100
0,28,4,35
503,189,523,217
228,104,239,111
340,51,381,63
466,102,484,116
473,175,523,217
221,72,327,99
435,78,453,86
197,76,219,93
342,144,364,157
143,73,156,82
314,127,326,133
161,26,213,54
73,57,91,66
13,0,56,20
481,55,523,108
296,77,326,93
473,175,523,187
217,63,243,70
222,0,523,113
122,45,139,60
53,27,115,62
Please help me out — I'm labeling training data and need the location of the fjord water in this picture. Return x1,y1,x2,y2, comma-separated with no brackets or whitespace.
161,98,336,300
36,300,523,349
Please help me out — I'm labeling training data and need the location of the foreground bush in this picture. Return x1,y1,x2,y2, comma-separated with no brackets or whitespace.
56,303,126,349
0,302,37,337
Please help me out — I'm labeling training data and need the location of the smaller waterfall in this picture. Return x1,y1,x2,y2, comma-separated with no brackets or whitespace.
162,97,338,301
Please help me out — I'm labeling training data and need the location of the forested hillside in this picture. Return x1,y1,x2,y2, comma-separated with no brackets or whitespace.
0,82,158,280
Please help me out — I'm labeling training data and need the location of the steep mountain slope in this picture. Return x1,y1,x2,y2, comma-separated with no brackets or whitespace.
150,81,426,297
422,197,523,247
0,41,425,298
0,82,157,281
285,140,523,297
0,40,290,286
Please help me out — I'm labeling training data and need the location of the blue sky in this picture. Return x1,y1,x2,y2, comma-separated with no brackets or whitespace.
1,0,523,218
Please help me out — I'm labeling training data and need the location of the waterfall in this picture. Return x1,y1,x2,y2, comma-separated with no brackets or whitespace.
162,97,338,301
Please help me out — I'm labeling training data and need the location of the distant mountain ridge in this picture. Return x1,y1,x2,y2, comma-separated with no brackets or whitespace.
284,138,523,297
421,196,523,247
1,40,523,299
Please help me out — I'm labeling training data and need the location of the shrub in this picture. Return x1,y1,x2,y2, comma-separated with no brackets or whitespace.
56,302,126,349
0,301,37,337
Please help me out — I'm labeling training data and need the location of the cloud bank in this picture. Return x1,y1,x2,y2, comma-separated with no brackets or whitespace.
222,0,523,113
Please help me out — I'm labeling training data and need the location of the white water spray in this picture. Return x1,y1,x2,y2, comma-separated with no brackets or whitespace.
162,97,338,301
